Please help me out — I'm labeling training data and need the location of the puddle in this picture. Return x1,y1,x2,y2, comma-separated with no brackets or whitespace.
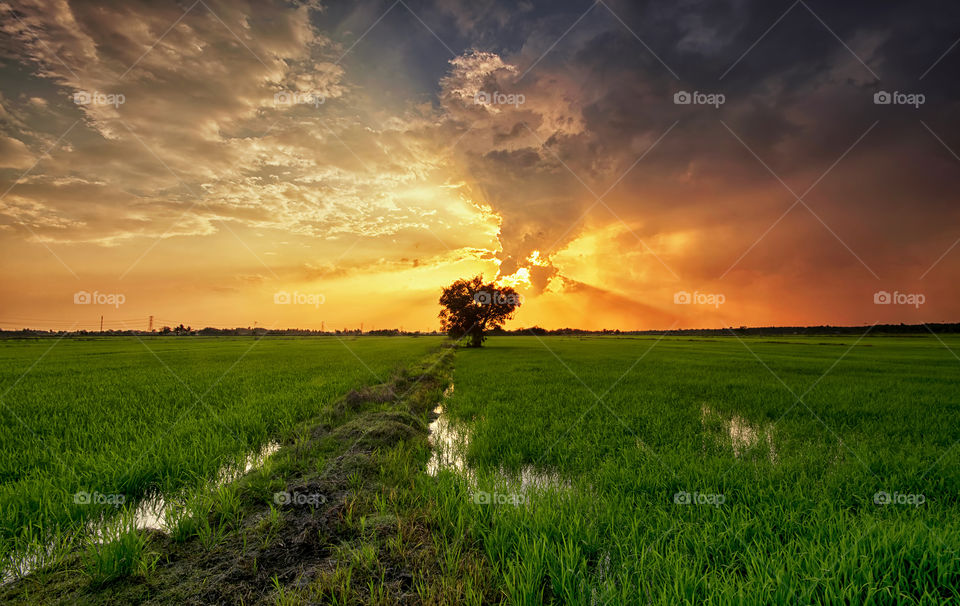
2,441,280,584
427,384,567,491
426,403,469,477
511,466,569,491
0,541,67,586
129,441,280,532
701,405,777,463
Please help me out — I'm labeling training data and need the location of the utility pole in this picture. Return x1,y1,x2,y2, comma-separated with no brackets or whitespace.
321,321,324,332
148,315,154,332
99,315,103,332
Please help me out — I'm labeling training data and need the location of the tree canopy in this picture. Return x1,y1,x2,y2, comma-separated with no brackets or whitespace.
438,275,521,347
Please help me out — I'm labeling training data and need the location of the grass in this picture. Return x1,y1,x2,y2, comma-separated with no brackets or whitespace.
424,335,960,604
0,335,440,577
2,333,959,603
84,513,157,586
2,342,487,604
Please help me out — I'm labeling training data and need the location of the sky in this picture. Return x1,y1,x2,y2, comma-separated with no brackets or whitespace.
0,0,958,332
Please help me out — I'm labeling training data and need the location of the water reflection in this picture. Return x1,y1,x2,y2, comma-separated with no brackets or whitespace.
2,441,281,584
130,440,280,531
426,403,469,477
701,405,777,463
427,384,567,490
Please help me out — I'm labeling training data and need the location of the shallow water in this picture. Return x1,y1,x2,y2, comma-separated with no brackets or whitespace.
701,405,777,463
128,440,281,532
2,440,281,584
427,384,567,490
426,403,470,477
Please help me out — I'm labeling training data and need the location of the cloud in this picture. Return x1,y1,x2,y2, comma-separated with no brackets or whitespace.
0,135,35,169
425,0,960,318
436,50,598,290
0,0,490,251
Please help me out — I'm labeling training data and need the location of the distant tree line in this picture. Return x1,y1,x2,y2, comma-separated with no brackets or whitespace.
0,327,441,339
489,323,960,337
2,323,959,340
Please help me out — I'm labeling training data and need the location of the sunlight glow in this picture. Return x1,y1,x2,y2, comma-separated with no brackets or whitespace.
496,267,532,289
527,250,549,267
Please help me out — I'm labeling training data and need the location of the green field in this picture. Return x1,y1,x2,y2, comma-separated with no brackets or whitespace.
427,335,960,604
0,336,440,569
2,334,959,603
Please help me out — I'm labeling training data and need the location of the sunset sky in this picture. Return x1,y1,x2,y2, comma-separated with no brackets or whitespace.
1,0,958,331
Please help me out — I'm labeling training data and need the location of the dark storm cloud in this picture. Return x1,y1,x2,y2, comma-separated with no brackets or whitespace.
426,0,960,298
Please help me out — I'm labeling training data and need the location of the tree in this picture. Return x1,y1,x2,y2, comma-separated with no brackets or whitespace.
439,275,521,347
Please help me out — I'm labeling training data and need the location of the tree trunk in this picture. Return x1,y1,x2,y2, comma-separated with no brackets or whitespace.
469,327,483,347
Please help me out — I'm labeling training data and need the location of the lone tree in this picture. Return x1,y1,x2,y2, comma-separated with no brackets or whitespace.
439,275,521,347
